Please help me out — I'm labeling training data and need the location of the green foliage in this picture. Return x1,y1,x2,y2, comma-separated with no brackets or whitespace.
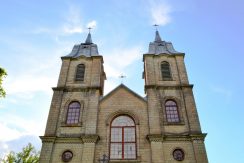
0,143,40,163
0,67,7,98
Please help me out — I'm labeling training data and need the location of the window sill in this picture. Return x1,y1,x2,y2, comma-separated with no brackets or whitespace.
109,160,141,163
163,121,185,126
60,122,82,127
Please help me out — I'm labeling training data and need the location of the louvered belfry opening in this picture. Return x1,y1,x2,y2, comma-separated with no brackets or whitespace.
161,61,172,80
75,64,85,81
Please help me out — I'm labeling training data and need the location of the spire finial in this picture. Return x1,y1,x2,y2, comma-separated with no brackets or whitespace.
88,27,92,33
153,24,159,31
153,24,162,42
119,74,126,84
85,27,93,44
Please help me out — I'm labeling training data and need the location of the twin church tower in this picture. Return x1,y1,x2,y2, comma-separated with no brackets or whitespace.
40,30,208,163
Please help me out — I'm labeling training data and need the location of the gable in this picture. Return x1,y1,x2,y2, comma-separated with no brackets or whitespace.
100,84,147,108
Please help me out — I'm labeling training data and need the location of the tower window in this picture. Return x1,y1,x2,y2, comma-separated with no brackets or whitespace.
75,64,85,81
110,115,136,160
66,102,81,125
165,100,180,123
161,61,172,80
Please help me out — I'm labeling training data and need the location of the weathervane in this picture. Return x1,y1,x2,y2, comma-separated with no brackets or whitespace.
153,24,159,30
119,74,126,83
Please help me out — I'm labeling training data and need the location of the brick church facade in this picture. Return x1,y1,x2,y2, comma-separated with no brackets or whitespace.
40,30,208,163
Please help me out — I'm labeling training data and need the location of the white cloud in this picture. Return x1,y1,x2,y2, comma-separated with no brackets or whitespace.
0,123,22,142
149,0,172,26
0,135,42,158
104,46,142,78
0,142,10,159
4,75,56,96
103,46,142,94
104,80,120,95
86,20,97,29
0,115,44,138
62,26,83,34
31,6,97,36
61,5,83,34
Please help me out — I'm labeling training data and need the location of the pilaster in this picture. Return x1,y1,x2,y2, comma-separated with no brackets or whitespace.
81,134,99,163
147,134,164,163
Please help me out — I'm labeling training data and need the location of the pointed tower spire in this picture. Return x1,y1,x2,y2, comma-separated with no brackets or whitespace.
85,27,93,44
154,30,162,42
153,24,162,42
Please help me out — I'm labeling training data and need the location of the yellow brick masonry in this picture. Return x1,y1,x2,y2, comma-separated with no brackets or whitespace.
40,49,208,162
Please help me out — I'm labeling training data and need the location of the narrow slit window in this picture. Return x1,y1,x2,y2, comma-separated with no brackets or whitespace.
161,62,172,80
165,100,180,123
75,64,85,81
66,102,81,125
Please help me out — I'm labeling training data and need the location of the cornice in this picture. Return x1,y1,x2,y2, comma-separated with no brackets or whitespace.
61,55,103,61
109,160,141,163
52,86,101,92
40,134,101,144
143,53,185,61
81,134,100,143
147,133,207,142
39,136,56,143
145,84,193,90
147,134,164,142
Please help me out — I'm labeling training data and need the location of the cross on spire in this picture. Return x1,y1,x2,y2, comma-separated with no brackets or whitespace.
153,24,159,30
88,27,92,33
119,74,126,83
153,24,162,42
85,27,93,44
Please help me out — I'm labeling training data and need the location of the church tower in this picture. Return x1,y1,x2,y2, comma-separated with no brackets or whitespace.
40,32,106,162
143,30,208,162
40,30,208,163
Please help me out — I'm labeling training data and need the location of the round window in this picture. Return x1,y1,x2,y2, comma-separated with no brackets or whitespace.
62,150,73,162
173,148,184,161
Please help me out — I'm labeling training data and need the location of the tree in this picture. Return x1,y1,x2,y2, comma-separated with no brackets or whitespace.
0,143,40,163
0,67,7,98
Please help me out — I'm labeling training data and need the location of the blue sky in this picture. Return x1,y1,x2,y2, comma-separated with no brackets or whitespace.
0,0,243,162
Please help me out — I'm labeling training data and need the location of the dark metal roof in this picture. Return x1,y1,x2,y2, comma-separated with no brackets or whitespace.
146,30,183,55
63,32,100,58
85,32,92,44
154,30,162,42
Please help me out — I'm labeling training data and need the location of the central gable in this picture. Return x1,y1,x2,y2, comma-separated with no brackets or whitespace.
100,84,146,109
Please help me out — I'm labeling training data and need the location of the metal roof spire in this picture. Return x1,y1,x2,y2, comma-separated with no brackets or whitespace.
153,24,162,42
155,30,162,42
85,27,93,44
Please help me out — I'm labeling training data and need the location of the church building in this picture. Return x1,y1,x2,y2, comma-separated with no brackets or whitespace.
40,30,208,163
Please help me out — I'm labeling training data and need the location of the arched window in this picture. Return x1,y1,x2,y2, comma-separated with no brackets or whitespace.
75,64,85,81
110,115,136,160
66,102,81,124
165,100,180,122
161,61,172,80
